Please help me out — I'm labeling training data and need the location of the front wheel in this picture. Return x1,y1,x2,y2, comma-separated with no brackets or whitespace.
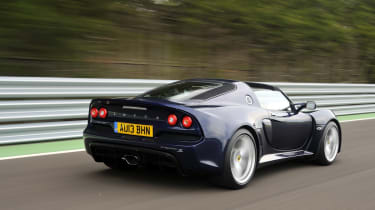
315,122,340,165
212,129,257,189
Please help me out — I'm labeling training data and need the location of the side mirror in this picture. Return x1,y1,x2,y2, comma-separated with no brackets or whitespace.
294,101,316,113
306,101,317,110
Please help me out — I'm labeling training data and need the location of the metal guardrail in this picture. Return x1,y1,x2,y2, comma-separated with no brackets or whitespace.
0,76,374,145
269,82,375,115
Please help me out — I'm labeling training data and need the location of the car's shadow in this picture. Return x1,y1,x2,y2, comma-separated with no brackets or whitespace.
83,160,323,191
84,166,212,191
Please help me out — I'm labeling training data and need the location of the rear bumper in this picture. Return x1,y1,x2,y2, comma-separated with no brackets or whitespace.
87,141,182,173
84,132,223,175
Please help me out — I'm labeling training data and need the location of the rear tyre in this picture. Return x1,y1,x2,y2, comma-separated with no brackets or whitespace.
315,122,340,165
212,129,257,189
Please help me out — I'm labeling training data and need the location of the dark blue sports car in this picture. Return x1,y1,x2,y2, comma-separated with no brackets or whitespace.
84,79,341,189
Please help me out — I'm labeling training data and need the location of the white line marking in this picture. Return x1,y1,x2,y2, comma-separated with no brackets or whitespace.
340,117,375,123
0,149,85,161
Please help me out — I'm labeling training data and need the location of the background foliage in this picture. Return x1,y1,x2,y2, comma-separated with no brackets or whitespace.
1,0,375,82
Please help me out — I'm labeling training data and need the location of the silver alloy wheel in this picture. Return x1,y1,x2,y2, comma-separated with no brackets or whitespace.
324,126,339,162
230,134,256,184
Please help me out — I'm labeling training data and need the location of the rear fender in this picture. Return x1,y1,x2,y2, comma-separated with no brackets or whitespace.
194,106,267,170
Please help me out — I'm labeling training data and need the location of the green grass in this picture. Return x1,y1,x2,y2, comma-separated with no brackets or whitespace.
0,113,374,159
0,139,84,158
337,113,375,122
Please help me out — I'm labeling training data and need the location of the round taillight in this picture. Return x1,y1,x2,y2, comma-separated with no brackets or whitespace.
99,108,107,119
167,114,177,126
90,108,98,118
182,116,192,128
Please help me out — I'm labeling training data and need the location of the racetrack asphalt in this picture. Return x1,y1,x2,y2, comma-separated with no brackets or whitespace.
1,119,375,210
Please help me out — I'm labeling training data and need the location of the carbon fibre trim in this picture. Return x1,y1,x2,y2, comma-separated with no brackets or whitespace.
259,150,314,164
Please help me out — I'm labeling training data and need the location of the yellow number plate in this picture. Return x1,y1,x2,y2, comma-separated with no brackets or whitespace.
114,122,153,137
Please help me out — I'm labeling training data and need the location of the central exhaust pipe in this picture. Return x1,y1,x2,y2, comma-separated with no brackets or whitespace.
121,154,140,166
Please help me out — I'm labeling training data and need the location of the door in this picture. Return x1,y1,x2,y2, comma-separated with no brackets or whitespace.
266,111,312,149
252,87,313,150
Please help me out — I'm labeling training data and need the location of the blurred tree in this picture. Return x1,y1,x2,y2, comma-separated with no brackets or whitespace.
0,0,374,83
0,0,112,58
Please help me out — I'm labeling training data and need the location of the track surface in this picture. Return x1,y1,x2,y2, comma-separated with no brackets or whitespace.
1,120,375,210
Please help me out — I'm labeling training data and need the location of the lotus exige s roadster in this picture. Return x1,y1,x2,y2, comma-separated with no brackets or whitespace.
83,79,342,189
